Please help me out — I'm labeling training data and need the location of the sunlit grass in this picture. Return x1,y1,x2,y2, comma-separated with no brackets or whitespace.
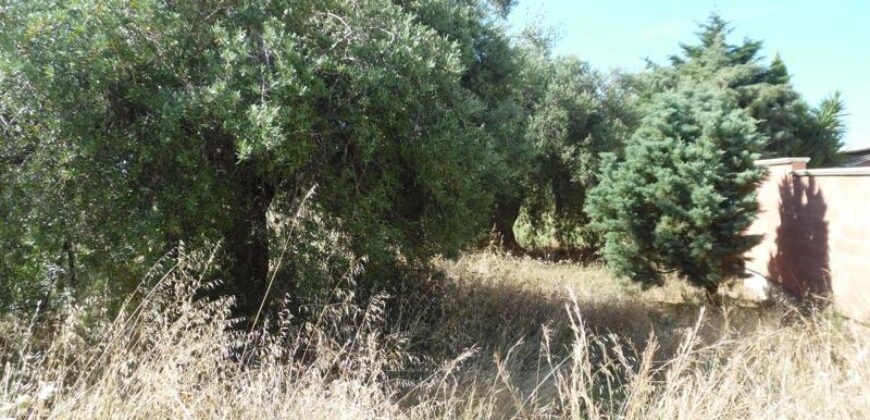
2,250,867,419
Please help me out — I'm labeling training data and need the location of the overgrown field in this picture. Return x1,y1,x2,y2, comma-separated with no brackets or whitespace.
2,251,868,419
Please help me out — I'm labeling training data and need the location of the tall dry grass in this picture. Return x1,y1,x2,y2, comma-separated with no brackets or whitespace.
1,250,868,419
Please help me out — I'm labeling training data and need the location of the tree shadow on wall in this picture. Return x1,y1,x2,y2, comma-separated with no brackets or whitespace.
768,176,831,298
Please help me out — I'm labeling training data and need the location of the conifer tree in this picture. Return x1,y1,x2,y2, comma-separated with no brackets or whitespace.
644,14,845,167
586,86,765,297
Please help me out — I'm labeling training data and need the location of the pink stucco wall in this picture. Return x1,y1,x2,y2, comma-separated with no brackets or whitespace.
746,158,870,322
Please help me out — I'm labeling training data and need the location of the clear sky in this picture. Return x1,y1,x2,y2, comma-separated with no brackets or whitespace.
509,0,870,149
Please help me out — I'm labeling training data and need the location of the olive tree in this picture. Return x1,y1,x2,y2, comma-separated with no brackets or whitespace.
0,0,493,315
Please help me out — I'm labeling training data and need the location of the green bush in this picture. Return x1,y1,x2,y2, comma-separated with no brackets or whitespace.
0,0,499,315
586,85,765,294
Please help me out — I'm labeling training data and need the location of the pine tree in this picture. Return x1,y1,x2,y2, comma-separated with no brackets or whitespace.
800,92,847,166
586,85,766,297
766,53,790,84
645,13,845,167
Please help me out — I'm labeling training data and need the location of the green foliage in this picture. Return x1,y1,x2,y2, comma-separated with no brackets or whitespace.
523,58,638,246
586,86,765,291
399,7,555,252
0,4,850,312
0,0,496,313
404,0,537,204
799,92,847,166
641,14,845,167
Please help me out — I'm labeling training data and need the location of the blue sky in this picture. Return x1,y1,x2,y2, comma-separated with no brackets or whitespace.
509,0,870,149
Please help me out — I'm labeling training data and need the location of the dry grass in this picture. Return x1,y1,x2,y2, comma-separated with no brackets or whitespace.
2,249,868,419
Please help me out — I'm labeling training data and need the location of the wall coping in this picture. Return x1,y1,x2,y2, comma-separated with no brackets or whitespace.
754,157,811,166
793,167,870,177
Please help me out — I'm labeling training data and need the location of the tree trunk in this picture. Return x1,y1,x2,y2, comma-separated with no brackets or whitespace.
63,239,77,289
201,128,281,323
704,283,722,306
224,164,276,321
490,195,523,253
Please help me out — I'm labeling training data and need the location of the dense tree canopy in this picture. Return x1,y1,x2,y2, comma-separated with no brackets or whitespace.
482,29,640,251
586,85,765,294
640,14,845,167
522,58,638,247
0,0,499,314
0,4,849,314
402,0,539,252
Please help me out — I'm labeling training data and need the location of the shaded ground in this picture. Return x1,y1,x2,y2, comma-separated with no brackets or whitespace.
3,249,867,419
404,252,797,416
432,252,787,352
